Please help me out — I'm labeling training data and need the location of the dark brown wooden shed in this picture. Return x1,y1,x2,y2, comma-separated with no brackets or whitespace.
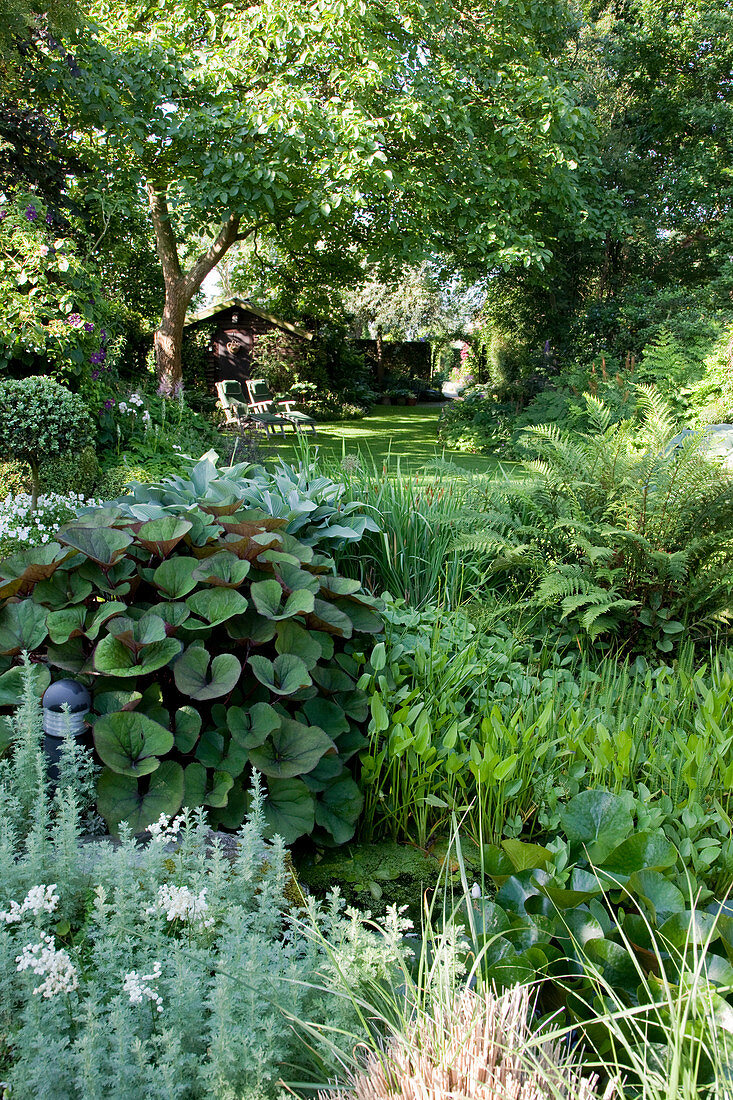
183,297,313,391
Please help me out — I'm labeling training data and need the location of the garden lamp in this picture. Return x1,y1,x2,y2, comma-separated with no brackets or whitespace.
42,679,91,738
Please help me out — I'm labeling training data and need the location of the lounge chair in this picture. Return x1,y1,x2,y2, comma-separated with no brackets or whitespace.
215,379,290,436
246,378,317,435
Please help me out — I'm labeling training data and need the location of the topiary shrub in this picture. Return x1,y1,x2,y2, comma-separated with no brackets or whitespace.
0,498,383,842
0,377,94,510
0,447,101,500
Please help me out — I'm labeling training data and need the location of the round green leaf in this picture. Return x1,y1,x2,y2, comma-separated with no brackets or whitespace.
185,587,249,627
248,717,334,778
58,524,133,566
97,761,184,835
0,600,48,655
249,653,312,695
152,557,199,598
93,635,182,677
136,517,192,557
263,776,315,843
93,710,173,776
314,774,364,843
173,644,241,700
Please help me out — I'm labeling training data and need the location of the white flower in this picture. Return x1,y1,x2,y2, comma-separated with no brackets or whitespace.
147,812,186,844
142,410,152,426
129,393,144,407
16,932,78,997
123,961,163,1012
118,401,129,414
470,882,482,900
147,884,213,928
1,884,60,923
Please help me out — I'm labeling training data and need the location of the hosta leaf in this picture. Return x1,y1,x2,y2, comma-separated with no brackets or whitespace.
94,635,182,677
191,552,250,587
0,600,48,655
185,587,249,626
173,644,241,700
314,774,363,844
93,710,173,777
97,761,184,835
263,777,315,843
152,557,199,598
58,524,133,566
135,517,192,557
248,717,334,778
249,653,312,695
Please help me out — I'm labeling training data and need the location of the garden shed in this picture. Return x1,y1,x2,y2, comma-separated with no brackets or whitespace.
183,297,313,390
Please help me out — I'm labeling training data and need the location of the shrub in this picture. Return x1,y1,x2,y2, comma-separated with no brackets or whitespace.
0,377,94,510
0,672,407,1098
0,491,382,841
0,447,101,502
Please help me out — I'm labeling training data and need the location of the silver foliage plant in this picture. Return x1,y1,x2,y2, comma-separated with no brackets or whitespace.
0,662,403,1100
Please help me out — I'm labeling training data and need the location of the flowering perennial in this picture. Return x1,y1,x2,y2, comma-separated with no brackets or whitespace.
147,812,187,844
0,491,99,548
1,884,60,924
148,884,214,928
122,961,163,1013
16,932,78,998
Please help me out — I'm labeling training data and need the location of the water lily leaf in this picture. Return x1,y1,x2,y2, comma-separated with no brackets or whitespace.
135,517,192,557
185,587,249,627
584,938,639,996
305,599,353,638
97,760,184,834
191,552,251,587
302,698,350,738
250,579,314,621
94,635,182,677
249,653,312,695
275,620,322,668
93,710,173,776
58,524,133,566
248,717,334,778
559,790,633,863
0,600,48,655
603,832,677,876
502,839,554,873
314,773,363,844
228,702,281,749
495,870,551,917
658,910,716,950
174,706,202,752
152,557,199,598
263,776,315,843
173,644,241,700
626,869,686,923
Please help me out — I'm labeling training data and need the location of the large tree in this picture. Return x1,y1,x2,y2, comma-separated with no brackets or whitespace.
45,0,600,387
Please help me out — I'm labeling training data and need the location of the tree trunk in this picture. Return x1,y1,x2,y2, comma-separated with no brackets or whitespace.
154,283,190,392
376,323,384,387
29,460,39,514
147,181,244,392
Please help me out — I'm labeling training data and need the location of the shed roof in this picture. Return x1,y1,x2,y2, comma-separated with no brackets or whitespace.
184,297,313,341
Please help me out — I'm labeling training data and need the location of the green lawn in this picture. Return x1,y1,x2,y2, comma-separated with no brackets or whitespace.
260,403,504,474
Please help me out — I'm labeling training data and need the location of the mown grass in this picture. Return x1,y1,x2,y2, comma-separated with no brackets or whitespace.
262,403,505,474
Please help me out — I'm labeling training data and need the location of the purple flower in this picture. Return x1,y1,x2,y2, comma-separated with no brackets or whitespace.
25,205,38,222
90,351,104,364
46,212,53,225
91,370,100,380
100,329,107,339
67,313,82,328
84,322,94,333
0,210,6,222
104,399,114,410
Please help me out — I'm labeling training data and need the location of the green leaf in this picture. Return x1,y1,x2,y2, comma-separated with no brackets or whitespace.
0,662,50,706
97,761,184,834
206,770,234,808
183,761,207,808
583,938,639,997
185,587,249,626
174,706,202,752
0,600,48,654
302,697,350,737
248,717,334,778
626,869,686,924
173,644,241,700
228,702,281,749
263,776,315,843
307,598,353,637
559,790,633,862
93,635,182,677
314,774,364,843
250,578,314,620
152,557,199,598
603,833,677,877
249,653,312,695
93,710,173,776
58,524,133,566
502,839,553,873
191,552,250,587
275,620,322,668
135,517,192,557
658,910,716,949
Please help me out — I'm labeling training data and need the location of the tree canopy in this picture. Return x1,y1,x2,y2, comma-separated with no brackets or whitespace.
38,0,600,385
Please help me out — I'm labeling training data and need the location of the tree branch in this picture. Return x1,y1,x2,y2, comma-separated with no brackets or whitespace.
146,182,182,286
183,212,243,299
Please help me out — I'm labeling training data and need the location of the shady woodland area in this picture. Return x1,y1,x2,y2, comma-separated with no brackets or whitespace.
4,2,733,1098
